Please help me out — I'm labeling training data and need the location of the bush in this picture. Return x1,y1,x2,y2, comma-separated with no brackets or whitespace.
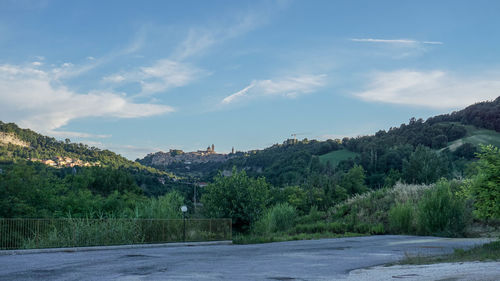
462,145,500,220
296,206,325,225
254,203,297,234
389,202,415,234
135,191,184,219
417,179,467,237
202,168,271,232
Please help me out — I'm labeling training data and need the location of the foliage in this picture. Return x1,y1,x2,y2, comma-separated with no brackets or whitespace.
253,203,297,234
340,164,368,194
0,160,189,220
427,96,500,132
461,145,500,219
201,168,271,232
0,121,179,197
402,145,449,184
388,202,415,234
135,191,184,219
417,179,467,237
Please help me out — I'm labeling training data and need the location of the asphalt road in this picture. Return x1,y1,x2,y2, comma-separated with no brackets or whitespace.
0,235,493,281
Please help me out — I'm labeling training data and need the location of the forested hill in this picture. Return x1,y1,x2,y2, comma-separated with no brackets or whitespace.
0,121,186,198
140,97,500,190
1,121,148,169
427,96,500,132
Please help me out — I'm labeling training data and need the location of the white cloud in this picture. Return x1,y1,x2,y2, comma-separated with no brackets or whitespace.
222,74,327,105
102,74,126,83
351,38,443,45
103,59,202,96
355,69,500,109
0,64,174,134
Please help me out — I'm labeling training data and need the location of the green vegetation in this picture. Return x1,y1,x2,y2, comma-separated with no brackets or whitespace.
2,98,500,249
416,180,467,237
401,240,500,264
319,149,359,166
460,145,500,220
201,168,271,232
1,218,231,250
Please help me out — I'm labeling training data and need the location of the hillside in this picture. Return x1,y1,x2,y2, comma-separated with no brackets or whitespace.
138,97,500,190
444,124,500,151
0,121,187,197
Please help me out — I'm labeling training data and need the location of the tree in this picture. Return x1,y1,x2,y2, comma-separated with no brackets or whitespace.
463,145,500,219
201,168,271,232
340,164,368,195
402,145,448,184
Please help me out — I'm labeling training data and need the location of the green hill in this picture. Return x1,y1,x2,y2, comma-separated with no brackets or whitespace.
140,97,500,190
0,121,185,197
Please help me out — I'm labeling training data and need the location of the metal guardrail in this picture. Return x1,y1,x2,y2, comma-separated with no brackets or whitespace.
0,218,232,250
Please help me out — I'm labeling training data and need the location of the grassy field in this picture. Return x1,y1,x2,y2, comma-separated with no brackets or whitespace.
319,149,359,166
444,125,500,151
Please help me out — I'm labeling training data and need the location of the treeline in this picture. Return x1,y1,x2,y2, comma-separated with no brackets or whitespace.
0,121,187,197
427,96,500,132
0,121,171,174
0,160,190,218
202,145,499,237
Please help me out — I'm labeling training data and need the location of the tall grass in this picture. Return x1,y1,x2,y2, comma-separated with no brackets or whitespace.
417,180,467,237
0,218,230,250
253,203,297,234
327,180,469,237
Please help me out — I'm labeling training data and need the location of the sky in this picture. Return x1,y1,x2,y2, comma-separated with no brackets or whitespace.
1,0,500,160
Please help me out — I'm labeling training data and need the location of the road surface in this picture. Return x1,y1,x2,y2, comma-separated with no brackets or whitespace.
0,235,494,280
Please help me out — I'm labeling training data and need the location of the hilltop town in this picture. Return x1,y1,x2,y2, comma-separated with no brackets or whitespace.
140,144,237,167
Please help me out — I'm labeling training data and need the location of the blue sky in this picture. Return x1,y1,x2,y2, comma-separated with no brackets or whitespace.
1,0,499,159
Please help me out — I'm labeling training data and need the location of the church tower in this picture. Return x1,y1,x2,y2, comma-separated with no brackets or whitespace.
211,144,215,153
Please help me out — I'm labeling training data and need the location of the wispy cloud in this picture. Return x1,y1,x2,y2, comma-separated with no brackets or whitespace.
103,59,204,96
351,38,443,45
173,10,267,60
221,74,327,105
49,131,111,139
354,69,500,109
0,64,174,135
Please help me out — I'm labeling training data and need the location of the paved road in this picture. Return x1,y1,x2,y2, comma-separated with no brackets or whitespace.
0,235,493,280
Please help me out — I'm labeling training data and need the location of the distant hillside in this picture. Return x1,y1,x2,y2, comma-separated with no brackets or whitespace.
0,121,185,196
138,97,500,189
427,96,500,132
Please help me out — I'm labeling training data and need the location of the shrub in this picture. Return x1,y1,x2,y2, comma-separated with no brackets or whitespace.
296,206,325,225
135,191,184,219
389,202,415,234
462,145,500,220
254,203,297,234
417,179,467,237
202,168,271,232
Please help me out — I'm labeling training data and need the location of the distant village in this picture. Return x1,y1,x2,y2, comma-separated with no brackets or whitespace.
29,156,100,168
144,144,237,166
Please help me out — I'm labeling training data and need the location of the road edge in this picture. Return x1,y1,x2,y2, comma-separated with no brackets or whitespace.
0,240,233,256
